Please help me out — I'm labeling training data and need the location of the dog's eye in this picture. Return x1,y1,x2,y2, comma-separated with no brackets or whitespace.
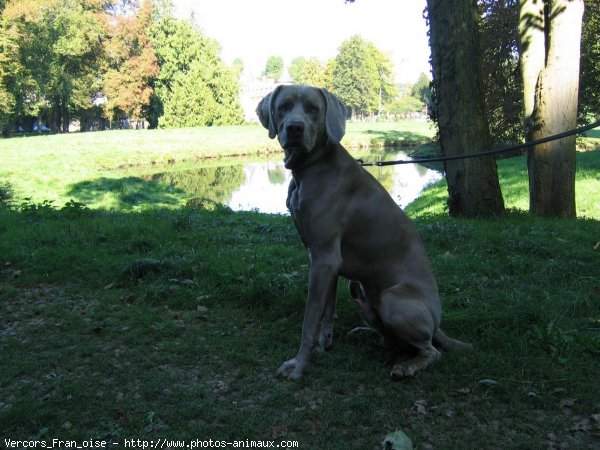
307,105,320,114
278,102,291,112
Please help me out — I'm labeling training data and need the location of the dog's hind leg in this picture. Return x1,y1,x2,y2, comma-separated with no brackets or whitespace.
378,288,441,378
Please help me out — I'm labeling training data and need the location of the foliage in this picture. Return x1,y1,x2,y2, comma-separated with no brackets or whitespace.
0,20,18,134
0,0,244,132
411,73,432,106
0,181,12,205
103,0,159,123
2,0,106,131
263,55,284,81
477,0,523,144
579,0,600,122
288,57,329,88
288,57,306,83
383,95,423,118
148,11,243,128
332,35,396,117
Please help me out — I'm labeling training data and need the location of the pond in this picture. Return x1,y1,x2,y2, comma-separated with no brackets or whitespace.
149,150,443,214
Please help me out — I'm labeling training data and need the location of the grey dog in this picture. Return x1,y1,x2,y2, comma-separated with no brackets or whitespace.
256,84,472,380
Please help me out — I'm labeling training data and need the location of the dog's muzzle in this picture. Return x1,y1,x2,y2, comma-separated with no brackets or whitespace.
280,121,311,169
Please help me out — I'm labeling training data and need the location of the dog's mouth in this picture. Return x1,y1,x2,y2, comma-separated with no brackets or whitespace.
283,147,301,168
282,143,309,168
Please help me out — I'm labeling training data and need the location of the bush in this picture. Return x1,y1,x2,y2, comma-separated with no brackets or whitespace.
0,182,13,206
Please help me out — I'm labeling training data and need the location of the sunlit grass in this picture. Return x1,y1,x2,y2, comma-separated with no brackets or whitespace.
0,121,435,209
1,123,599,448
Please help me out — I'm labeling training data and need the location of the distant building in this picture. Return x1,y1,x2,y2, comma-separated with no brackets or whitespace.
240,66,294,122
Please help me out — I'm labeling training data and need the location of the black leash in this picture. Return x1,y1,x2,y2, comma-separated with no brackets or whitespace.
357,118,600,167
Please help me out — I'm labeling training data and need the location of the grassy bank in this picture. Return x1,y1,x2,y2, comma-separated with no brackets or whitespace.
0,121,435,209
1,125,599,448
1,154,600,448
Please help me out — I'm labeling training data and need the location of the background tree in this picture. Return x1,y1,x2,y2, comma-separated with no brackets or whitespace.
263,56,284,81
427,0,505,217
478,0,523,144
579,0,599,122
410,72,432,114
383,95,423,119
289,57,306,83
288,57,329,87
0,10,18,135
3,0,106,132
367,42,397,114
231,58,244,77
149,9,243,128
519,0,584,218
332,35,396,117
103,0,158,128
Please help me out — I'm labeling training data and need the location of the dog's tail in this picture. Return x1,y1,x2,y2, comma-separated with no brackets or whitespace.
433,329,473,352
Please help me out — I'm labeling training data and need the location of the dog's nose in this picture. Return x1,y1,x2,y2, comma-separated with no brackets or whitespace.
286,121,305,137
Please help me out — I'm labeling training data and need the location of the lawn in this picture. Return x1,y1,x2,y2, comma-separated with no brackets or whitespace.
0,121,435,209
1,124,599,449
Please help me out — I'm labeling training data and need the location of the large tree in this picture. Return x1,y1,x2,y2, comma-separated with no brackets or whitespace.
3,0,106,132
263,56,284,81
427,0,505,217
103,0,158,127
332,35,395,117
519,0,584,218
149,8,243,128
0,16,18,134
289,57,329,87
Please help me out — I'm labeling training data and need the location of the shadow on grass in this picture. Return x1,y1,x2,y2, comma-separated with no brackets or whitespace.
1,192,600,447
67,176,186,209
365,129,432,147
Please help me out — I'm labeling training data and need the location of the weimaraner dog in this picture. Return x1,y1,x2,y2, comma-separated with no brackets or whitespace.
256,84,472,380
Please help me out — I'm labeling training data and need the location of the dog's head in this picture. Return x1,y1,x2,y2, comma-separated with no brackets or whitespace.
256,85,347,169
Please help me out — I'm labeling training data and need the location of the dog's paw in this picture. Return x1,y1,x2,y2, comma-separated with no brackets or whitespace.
317,332,333,352
390,363,419,379
277,358,303,380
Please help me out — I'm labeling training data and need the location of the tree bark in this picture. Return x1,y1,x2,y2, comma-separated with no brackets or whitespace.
427,0,505,217
519,0,546,133
519,0,584,218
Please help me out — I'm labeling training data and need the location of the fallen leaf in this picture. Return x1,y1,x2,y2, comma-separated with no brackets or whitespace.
558,398,575,409
572,418,594,432
382,430,413,450
411,399,428,416
593,241,599,250
271,425,288,439
452,387,471,395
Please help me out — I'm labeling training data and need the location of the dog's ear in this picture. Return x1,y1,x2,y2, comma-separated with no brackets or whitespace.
320,88,347,144
256,86,282,139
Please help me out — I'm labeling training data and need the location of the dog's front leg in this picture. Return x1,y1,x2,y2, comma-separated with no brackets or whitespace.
278,256,339,380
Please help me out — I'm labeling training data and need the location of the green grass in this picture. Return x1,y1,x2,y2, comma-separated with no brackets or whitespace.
0,121,434,209
1,125,600,448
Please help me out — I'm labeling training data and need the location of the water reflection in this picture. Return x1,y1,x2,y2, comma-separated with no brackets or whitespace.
151,151,442,214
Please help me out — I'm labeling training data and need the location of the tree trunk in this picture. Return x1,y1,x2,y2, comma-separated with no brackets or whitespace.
427,0,505,217
519,0,546,133
519,0,584,218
